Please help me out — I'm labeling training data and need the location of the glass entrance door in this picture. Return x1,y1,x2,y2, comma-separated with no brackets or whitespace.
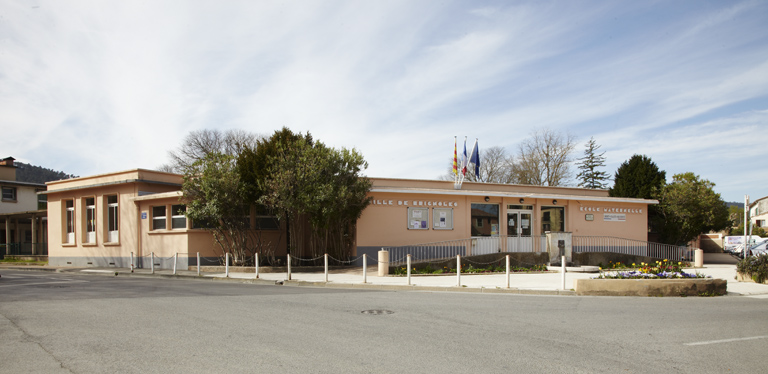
506,210,533,252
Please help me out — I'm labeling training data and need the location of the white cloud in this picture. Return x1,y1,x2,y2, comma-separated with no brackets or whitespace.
0,0,766,202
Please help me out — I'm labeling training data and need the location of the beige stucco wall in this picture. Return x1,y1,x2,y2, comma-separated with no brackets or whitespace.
46,170,183,267
0,184,41,213
356,178,652,254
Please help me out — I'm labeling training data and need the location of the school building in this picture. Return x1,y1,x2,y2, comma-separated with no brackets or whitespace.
44,169,657,269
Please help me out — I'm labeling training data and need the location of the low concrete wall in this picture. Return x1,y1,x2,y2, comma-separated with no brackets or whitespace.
574,278,727,296
736,273,768,284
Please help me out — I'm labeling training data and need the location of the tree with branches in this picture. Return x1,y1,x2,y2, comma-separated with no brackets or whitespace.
515,128,576,186
159,129,261,173
575,137,610,189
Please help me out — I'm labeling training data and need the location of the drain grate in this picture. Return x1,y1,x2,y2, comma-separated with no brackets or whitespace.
361,310,394,315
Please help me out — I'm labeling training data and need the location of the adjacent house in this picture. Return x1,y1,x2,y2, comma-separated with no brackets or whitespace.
750,195,768,230
0,157,48,257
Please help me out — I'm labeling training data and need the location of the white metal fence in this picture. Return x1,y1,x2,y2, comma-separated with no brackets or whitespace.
381,235,696,266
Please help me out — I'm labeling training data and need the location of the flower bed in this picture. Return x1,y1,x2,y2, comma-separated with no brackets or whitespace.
392,263,547,276
576,259,725,296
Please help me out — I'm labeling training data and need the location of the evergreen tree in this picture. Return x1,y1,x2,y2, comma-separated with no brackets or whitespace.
609,154,666,199
575,137,610,189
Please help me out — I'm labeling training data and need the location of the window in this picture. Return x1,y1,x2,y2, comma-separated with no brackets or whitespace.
37,192,47,210
65,200,75,243
171,204,187,229
1,186,16,201
85,197,96,243
107,195,119,242
254,205,279,230
471,203,499,236
152,206,167,230
541,206,565,233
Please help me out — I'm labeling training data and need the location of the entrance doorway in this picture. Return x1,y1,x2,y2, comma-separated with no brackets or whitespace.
506,209,533,252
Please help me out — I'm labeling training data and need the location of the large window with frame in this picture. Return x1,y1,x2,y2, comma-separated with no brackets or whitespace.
107,195,119,242
65,200,75,243
152,206,167,230
85,197,96,243
541,206,565,233
171,204,187,229
471,203,499,236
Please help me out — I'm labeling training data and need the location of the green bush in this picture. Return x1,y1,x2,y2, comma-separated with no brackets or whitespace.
737,255,768,283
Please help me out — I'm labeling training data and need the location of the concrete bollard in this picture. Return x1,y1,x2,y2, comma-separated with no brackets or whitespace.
324,253,328,282
506,255,510,289
407,254,411,285
695,249,704,268
225,253,230,278
561,255,566,290
255,253,259,278
131,252,134,273
197,252,200,276
151,252,155,274
287,254,292,281
173,253,178,275
457,255,461,287
378,249,389,276
363,254,367,284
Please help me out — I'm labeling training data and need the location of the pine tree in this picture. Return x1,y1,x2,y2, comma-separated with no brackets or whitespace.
575,137,610,189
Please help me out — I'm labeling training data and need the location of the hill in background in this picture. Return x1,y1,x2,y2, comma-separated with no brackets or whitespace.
14,162,78,183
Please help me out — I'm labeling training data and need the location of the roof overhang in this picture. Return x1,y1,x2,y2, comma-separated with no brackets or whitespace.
369,187,658,205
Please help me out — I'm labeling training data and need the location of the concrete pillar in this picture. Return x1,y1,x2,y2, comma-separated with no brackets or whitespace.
4,217,9,255
378,250,389,276
31,215,37,255
694,249,704,268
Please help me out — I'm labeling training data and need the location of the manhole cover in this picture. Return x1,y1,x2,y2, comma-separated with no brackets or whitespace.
361,310,394,315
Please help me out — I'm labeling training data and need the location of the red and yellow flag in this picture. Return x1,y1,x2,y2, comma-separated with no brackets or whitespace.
453,137,458,176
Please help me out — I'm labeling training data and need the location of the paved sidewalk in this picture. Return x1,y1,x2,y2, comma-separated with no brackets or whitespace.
4,262,768,296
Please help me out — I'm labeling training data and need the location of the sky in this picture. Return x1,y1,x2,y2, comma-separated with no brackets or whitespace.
1,0,767,203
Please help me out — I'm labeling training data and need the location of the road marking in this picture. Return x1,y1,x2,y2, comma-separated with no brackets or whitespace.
685,335,768,346
745,294,768,299
0,280,88,288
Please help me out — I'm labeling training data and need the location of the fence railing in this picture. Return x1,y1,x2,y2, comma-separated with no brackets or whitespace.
381,235,695,266
3,242,49,256
572,236,693,261
382,235,546,266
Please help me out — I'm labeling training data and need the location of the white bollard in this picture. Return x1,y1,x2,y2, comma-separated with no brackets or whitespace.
225,253,230,278
561,255,566,290
407,255,412,285
173,253,178,275
324,253,328,282
197,252,200,276
255,253,259,278
457,255,461,287
287,254,292,281
363,254,367,284
130,252,134,273
506,255,510,289
151,252,155,274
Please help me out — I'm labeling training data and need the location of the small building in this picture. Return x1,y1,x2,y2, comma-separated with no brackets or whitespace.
750,196,768,230
1,157,47,257
44,168,659,269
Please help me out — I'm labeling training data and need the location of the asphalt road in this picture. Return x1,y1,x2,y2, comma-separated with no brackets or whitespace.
1,269,767,373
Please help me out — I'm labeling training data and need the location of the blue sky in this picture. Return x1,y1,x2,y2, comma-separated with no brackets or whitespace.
1,0,767,203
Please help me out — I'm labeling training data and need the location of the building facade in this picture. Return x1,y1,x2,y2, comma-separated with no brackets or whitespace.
45,169,657,269
1,157,47,256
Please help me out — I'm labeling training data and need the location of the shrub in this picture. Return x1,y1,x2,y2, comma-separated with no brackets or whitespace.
737,255,768,283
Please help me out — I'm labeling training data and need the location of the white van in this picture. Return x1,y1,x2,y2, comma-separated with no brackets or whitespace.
725,235,766,254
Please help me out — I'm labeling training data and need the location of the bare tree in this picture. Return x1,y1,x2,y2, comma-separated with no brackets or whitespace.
159,129,262,173
514,128,576,186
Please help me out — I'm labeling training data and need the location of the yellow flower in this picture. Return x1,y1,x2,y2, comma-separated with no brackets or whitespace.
632,263,636,267
664,259,668,262
678,262,681,265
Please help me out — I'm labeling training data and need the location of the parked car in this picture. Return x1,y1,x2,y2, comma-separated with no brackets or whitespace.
725,236,766,254
747,241,768,257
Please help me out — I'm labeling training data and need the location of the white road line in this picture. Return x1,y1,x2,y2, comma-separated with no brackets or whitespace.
0,280,88,288
685,335,768,346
